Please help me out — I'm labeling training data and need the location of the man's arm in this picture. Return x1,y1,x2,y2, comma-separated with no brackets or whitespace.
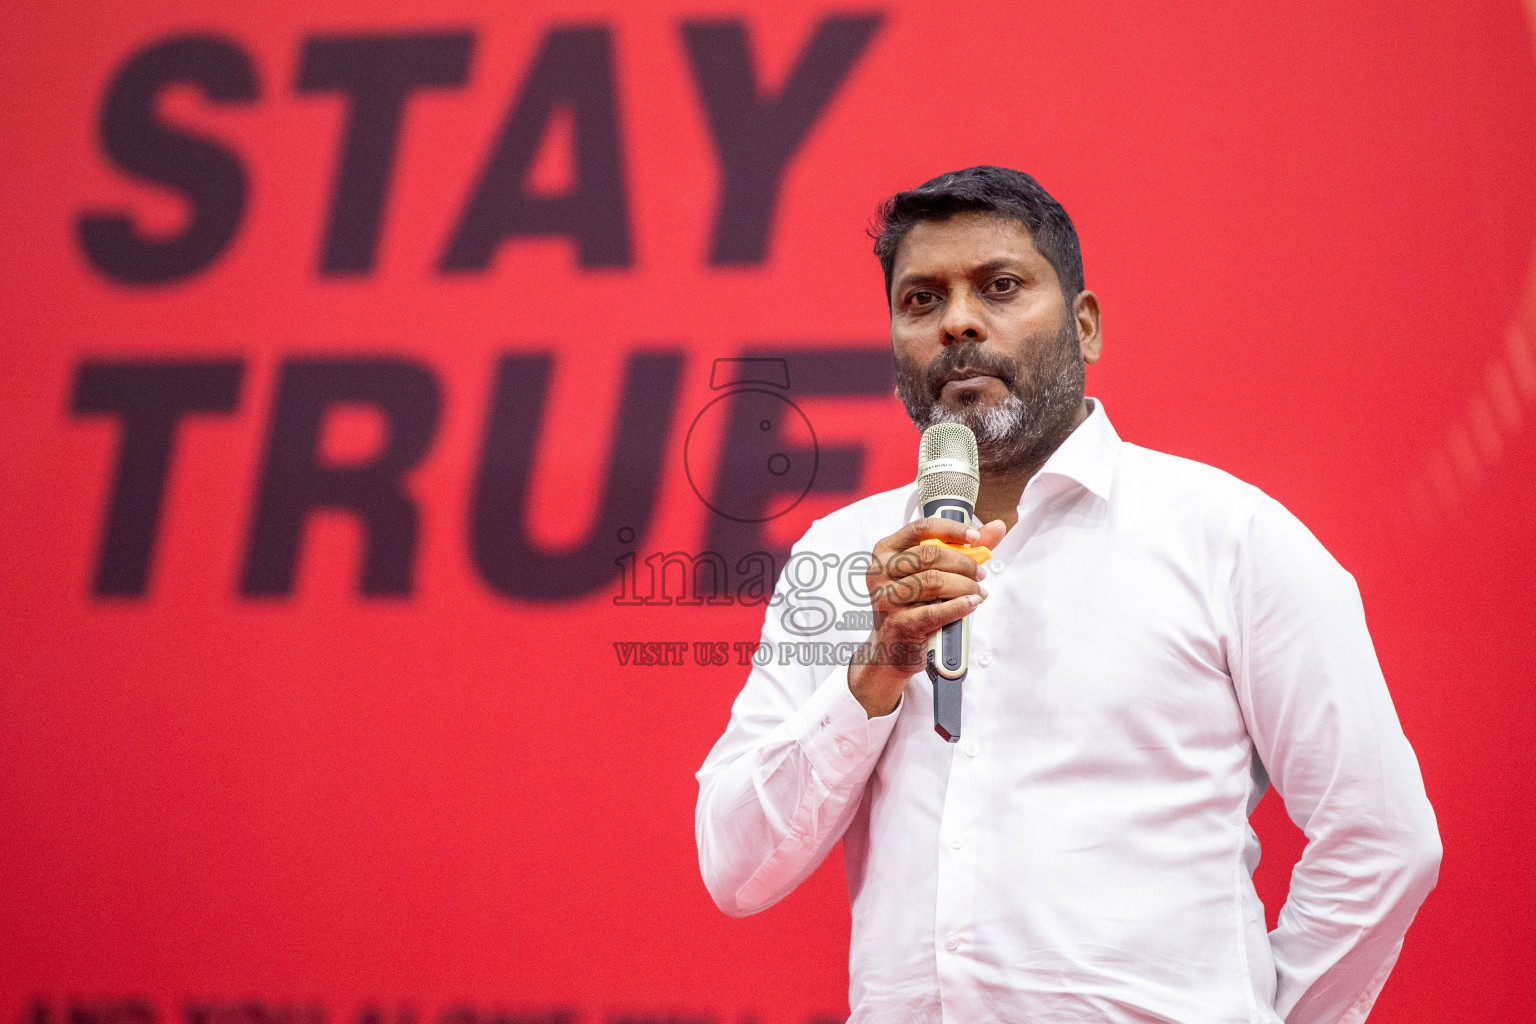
1230,498,1442,1024
695,651,900,917
695,515,992,916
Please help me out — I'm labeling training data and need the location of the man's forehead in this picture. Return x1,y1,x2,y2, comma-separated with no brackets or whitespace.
892,211,1045,279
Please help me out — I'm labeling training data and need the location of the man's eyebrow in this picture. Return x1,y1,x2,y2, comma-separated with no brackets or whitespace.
894,258,1026,292
893,271,943,291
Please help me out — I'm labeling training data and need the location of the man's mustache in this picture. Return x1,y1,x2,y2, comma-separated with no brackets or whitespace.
923,347,1020,399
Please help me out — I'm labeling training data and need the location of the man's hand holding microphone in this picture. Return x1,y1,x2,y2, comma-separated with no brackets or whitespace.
848,516,1008,719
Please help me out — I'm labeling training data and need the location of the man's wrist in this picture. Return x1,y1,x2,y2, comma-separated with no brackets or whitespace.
847,640,916,718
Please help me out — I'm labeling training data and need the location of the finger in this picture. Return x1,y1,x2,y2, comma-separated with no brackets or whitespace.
884,542,981,581
897,568,986,607
889,592,984,639
875,570,987,614
976,519,1008,550
883,516,978,555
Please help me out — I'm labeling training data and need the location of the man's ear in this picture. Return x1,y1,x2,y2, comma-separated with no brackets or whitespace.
1074,290,1103,364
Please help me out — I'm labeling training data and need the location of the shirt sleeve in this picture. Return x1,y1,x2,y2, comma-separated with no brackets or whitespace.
1229,498,1442,1024
695,527,902,917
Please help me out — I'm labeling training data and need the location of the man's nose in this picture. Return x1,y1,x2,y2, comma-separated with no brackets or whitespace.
940,288,986,345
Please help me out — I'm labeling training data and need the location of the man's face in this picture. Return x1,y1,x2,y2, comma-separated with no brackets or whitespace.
889,210,1098,473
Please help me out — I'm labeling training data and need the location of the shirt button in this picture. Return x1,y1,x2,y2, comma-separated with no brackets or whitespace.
949,836,964,849
944,934,960,952
976,651,992,667
836,740,853,757
964,741,980,757
989,560,1005,574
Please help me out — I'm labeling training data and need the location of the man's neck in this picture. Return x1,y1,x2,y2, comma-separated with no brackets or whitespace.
974,398,1092,532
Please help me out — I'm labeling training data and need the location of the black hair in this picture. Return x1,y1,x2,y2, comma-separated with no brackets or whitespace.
871,165,1084,306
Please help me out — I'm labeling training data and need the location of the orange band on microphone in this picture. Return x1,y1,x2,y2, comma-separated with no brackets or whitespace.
918,538,993,565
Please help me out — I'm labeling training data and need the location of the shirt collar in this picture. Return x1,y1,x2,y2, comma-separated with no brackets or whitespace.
1032,397,1120,503
901,397,1121,522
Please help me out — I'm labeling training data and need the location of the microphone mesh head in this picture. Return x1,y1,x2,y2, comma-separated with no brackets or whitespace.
918,422,979,506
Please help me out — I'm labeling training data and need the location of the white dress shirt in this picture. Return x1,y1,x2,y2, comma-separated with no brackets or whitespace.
695,399,1441,1024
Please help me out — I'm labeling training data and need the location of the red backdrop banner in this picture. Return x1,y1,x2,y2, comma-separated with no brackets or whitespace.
2,1,1534,1021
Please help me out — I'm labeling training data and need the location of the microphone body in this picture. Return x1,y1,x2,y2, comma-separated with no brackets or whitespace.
916,423,980,742
923,492,972,742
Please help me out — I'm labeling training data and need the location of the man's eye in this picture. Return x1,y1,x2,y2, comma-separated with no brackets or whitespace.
907,291,938,308
987,278,1019,295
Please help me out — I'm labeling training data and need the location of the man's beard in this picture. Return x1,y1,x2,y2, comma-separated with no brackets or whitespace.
895,317,1085,474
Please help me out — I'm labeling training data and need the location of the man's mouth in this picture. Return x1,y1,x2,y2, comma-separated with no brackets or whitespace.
944,374,999,389
936,369,1008,397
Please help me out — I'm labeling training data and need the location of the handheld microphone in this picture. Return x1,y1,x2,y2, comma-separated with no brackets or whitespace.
916,422,980,742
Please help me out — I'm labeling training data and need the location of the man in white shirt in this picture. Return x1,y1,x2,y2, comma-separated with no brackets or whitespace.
694,166,1441,1023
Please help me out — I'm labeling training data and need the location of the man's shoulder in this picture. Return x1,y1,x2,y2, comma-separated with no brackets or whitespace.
1112,441,1277,543
1119,442,1356,590
792,481,916,553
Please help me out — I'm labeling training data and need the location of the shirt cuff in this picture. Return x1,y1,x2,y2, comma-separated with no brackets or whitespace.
787,661,902,788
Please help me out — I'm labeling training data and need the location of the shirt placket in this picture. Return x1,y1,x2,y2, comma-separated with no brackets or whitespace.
931,485,1050,1021
932,564,1001,1021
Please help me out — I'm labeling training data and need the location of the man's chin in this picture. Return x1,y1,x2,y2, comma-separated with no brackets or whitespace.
917,393,1027,444
938,376,1012,406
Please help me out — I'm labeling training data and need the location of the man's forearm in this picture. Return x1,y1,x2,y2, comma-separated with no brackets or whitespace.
695,662,898,915
1271,800,1441,1023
